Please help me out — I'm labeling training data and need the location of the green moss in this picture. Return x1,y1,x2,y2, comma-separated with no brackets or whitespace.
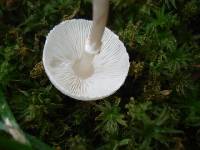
0,0,200,149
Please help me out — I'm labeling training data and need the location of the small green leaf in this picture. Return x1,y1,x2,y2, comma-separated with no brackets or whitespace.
118,139,130,146
0,89,30,145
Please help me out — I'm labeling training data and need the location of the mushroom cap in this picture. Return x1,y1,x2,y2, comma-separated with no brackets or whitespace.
43,19,130,101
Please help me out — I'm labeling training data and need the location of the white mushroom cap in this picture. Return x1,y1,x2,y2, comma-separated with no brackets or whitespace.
43,19,129,101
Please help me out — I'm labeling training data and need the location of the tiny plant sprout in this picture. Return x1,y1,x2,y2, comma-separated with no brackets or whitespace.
42,0,130,101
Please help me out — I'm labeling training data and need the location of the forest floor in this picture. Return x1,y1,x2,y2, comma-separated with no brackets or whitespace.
0,0,200,150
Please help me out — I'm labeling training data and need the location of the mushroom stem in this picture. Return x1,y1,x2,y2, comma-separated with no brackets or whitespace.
85,0,109,54
73,0,109,79
73,52,95,79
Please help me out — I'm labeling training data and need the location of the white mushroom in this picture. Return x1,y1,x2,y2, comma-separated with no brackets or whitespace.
43,0,130,101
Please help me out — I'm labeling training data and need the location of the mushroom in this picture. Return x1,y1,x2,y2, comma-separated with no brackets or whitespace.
43,0,130,101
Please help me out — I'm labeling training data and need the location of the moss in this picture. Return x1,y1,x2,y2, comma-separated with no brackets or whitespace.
0,0,200,149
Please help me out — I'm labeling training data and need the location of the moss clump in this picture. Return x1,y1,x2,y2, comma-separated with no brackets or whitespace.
0,0,200,149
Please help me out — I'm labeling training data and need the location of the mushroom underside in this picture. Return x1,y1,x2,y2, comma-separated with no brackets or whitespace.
43,19,129,100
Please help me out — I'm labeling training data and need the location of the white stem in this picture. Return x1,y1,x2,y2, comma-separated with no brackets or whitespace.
85,0,109,54
73,0,109,79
